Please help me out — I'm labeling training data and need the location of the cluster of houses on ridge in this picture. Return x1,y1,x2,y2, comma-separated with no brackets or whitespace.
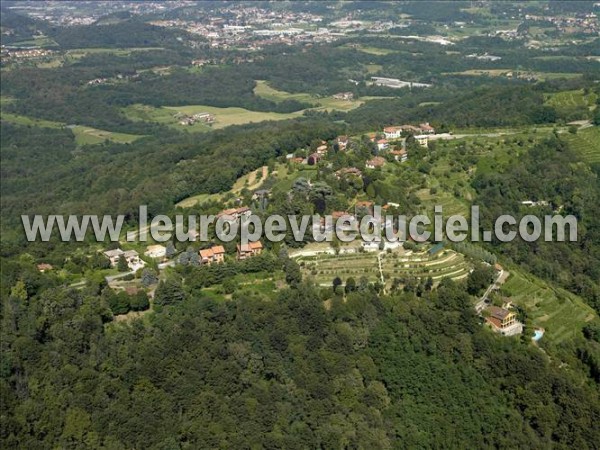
98,204,264,272
287,122,434,169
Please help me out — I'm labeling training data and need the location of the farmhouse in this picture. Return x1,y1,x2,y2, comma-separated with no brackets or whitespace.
366,156,386,169
199,245,226,265
237,241,263,259
332,92,354,101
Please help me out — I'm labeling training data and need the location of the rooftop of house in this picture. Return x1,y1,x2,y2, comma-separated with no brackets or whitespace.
487,306,513,321
104,249,124,258
238,241,263,252
200,245,226,259
366,156,386,167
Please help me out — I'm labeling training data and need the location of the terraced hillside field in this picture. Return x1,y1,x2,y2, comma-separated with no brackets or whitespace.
502,269,596,344
563,126,600,164
296,247,472,288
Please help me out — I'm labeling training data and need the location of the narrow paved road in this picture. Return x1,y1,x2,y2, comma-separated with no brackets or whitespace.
475,269,510,313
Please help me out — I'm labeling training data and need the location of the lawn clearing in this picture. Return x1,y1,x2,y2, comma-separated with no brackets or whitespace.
176,166,270,208
254,80,385,112
165,104,303,129
1,112,143,145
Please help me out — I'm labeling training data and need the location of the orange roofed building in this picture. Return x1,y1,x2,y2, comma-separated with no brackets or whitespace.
237,241,263,260
199,245,226,265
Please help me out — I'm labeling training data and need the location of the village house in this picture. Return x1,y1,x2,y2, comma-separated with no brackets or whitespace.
414,135,429,147
336,135,349,151
103,248,124,266
390,148,408,162
217,206,252,221
376,139,389,151
237,241,263,259
485,306,523,336
199,245,226,265
335,167,363,179
307,153,321,165
145,244,167,259
419,122,435,134
104,248,143,270
315,144,328,155
123,250,144,271
383,126,403,139
366,156,386,169
37,263,53,273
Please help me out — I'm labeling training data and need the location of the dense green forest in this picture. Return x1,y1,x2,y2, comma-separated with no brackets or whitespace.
2,277,599,448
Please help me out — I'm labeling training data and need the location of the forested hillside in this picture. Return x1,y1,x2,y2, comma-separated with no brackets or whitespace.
2,279,599,448
2,2,600,448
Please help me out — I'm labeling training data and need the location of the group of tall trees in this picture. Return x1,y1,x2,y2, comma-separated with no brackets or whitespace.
2,276,599,448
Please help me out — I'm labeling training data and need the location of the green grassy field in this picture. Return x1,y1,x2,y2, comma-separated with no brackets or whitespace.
125,82,387,133
1,112,143,146
70,126,142,146
563,126,600,164
348,45,398,55
254,80,386,112
502,269,596,344
177,166,269,208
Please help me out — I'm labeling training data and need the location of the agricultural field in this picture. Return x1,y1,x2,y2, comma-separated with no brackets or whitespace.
501,269,596,344
562,125,600,164
295,245,472,288
544,88,598,114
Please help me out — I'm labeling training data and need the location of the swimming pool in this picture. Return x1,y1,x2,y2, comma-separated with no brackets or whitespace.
532,329,544,341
